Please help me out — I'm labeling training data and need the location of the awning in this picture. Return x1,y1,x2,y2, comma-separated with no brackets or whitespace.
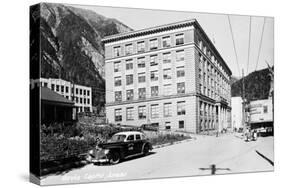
41,87,74,107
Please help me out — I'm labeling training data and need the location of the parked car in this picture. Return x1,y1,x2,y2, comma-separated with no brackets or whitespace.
86,131,153,165
140,123,159,132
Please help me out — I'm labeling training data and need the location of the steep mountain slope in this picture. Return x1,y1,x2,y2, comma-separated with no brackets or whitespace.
231,68,273,101
39,3,133,110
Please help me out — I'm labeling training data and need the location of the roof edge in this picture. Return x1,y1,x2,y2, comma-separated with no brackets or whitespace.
102,19,197,43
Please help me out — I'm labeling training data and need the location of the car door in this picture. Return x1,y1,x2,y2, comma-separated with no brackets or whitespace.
134,134,144,154
126,134,136,156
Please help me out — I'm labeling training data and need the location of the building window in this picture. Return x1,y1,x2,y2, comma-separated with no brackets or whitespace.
126,74,133,85
177,66,185,77
151,104,159,119
162,36,171,48
84,98,86,104
200,102,204,116
56,85,59,92
87,90,90,96
115,91,122,102
126,89,134,100
43,82,48,87
84,90,86,95
165,122,171,130
138,88,146,99
150,39,158,50
203,73,206,84
207,50,211,59
65,86,69,93
203,46,207,55
113,46,121,57
164,103,172,117
150,55,158,66
138,106,146,119
126,107,134,120
137,57,145,68
138,72,146,83
87,99,90,104
263,106,268,113
176,50,185,62
163,52,171,63
126,59,133,70
163,68,172,80
177,82,185,94
151,86,159,97
150,70,159,81
80,98,82,104
199,40,203,50
163,84,172,96
114,76,122,86
51,84,55,91
137,41,145,52
177,101,186,115
179,120,185,129
76,88,78,94
175,33,184,45
114,61,121,72
199,84,203,94
125,44,133,55
115,109,122,121
199,68,202,81
80,89,82,95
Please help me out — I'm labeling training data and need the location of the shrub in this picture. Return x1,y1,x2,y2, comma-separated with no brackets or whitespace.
149,133,190,146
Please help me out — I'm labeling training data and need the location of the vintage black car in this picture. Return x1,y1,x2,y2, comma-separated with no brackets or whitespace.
86,131,153,165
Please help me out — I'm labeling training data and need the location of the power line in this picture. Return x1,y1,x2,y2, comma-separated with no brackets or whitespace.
227,15,241,77
254,17,266,72
246,16,252,75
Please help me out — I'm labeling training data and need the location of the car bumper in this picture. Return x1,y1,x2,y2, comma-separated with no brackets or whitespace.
92,159,109,163
86,155,109,163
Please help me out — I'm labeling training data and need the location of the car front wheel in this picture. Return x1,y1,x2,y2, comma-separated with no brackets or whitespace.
109,152,120,164
143,145,149,156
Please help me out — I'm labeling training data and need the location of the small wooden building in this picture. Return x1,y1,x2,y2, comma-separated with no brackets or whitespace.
41,87,76,125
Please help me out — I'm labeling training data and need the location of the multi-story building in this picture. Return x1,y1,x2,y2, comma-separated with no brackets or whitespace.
102,19,232,133
32,78,92,113
249,99,273,128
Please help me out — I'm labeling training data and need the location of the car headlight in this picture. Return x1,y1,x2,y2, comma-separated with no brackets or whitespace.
89,150,94,155
104,149,110,155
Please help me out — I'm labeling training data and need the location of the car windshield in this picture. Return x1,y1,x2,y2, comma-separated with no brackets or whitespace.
109,134,126,142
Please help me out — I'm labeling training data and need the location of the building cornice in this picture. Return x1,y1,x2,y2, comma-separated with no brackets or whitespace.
102,19,197,44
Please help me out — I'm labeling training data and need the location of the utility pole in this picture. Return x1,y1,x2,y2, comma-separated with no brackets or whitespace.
242,69,246,132
266,61,274,123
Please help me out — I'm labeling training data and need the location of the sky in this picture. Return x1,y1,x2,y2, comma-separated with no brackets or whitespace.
73,4,274,78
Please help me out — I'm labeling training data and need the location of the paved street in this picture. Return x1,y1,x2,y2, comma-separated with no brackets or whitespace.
41,134,274,185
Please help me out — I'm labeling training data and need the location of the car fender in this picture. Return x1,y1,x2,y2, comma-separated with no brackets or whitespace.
107,146,125,159
142,142,152,152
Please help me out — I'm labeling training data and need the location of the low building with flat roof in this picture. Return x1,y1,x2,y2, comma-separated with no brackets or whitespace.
32,78,92,113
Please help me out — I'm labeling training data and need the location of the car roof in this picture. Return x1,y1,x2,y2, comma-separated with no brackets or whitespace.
114,131,143,136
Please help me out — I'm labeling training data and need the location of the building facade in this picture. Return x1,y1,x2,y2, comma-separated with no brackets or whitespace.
249,99,273,125
33,78,92,113
231,97,243,130
102,19,232,133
